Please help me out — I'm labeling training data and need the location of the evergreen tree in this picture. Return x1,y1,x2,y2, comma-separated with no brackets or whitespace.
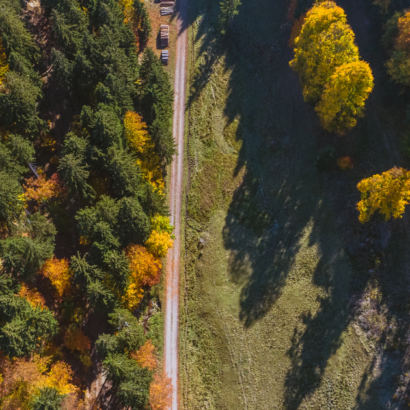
31,387,65,410
0,236,55,280
0,295,58,357
218,0,241,34
117,196,151,245
58,153,94,199
0,72,43,135
0,171,25,226
133,0,152,47
50,48,73,88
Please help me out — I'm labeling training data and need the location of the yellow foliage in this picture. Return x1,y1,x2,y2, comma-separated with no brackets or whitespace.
122,245,162,310
357,167,410,223
0,355,77,408
145,230,173,258
150,215,174,234
124,111,151,154
315,61,374,133
123,111,165,190
290,1,359,103
131,340,157,370
41,362,77,395
149,372,173,410
41,257,72,298
0,37,8,85
18,284,47,310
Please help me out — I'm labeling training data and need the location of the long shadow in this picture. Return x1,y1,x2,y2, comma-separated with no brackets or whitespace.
185,0,410,407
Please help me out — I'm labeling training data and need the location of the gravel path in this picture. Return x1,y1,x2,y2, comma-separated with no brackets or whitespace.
165,0,188,408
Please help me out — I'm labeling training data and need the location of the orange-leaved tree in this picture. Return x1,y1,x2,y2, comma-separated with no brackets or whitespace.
18,284,47,310
0,37,8,85
337,156,354,170
131,340,157,370
357,167,410,222
24,173,64,205
145,215,174,258
41,257,72,298
122,245,162,310
0,354,77,408
149,372,173,410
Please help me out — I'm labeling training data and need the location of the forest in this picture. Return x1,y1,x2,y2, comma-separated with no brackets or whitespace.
0,0,174,408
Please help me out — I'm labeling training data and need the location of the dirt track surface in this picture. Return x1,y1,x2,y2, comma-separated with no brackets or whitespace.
165,0,188,408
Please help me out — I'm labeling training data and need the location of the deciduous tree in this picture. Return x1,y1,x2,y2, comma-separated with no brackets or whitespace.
315,61,374,133
357,167,410,222
131,340,157,370
149,372,172,410
41,258,72,298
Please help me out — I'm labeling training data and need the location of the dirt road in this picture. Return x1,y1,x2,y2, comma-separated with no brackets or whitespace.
165,0,188,408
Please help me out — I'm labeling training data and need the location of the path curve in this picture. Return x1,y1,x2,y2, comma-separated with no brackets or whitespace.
165,0,188,408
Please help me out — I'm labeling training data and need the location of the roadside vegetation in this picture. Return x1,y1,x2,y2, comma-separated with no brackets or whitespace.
181,0,410,408
0,0,173,408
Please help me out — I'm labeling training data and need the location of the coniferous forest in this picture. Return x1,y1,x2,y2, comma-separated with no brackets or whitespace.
0,0,174,408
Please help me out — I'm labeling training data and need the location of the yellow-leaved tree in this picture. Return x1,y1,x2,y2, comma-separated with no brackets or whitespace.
315,61,374,133
124,111,164,190
41,257,72,298
357,167,410,222
145,215,174,258
290,1,373,133
0,37,9,85
149,372,173,410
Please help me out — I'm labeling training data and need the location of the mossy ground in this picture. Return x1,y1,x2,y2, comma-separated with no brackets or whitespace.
180,0,410,409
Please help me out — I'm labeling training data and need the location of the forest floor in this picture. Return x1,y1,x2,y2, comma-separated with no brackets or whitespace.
180,0,410,409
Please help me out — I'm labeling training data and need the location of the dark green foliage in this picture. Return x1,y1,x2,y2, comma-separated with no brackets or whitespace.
102,250,130,292
0,295,58,358
103,354,152,408
140,180,168,217
29,213,58,242
107,147,142,196
62,132,89,157
96,309,146,355
86,279,115,310
117,196,151,245
71,252,103,286
58,153,94,199
0,136,34,180
139,48,175,165
315,145,336,171
8,52,42,87
96,309,151,408
50,48,73,87
218,0,241,34
0,3,39,62
0,236,55,280
0,274,20,297
31,387,65,410
0,171,24,225
91,105,123,150
0,72,43,136
133,0,152,47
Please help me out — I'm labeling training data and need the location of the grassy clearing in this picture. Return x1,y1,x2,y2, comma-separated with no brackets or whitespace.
180,0,410,409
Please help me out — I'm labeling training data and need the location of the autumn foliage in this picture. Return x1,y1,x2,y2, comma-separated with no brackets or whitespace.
64,329,91,356
0,354,77,409
41,257,72,297
24,173,64,204
122,245,162,309
124,111,164,191
149,372,173,410
131,340,157,370
337,156,354,170
290,1,373,133
357,167,410,222
145,215,174,258
18,284,47,309
0,37,8,85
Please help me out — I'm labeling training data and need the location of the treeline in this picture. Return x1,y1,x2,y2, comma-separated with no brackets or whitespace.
0,0,173,408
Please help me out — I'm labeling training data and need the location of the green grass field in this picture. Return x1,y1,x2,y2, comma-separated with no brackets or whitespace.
179,0,410,408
